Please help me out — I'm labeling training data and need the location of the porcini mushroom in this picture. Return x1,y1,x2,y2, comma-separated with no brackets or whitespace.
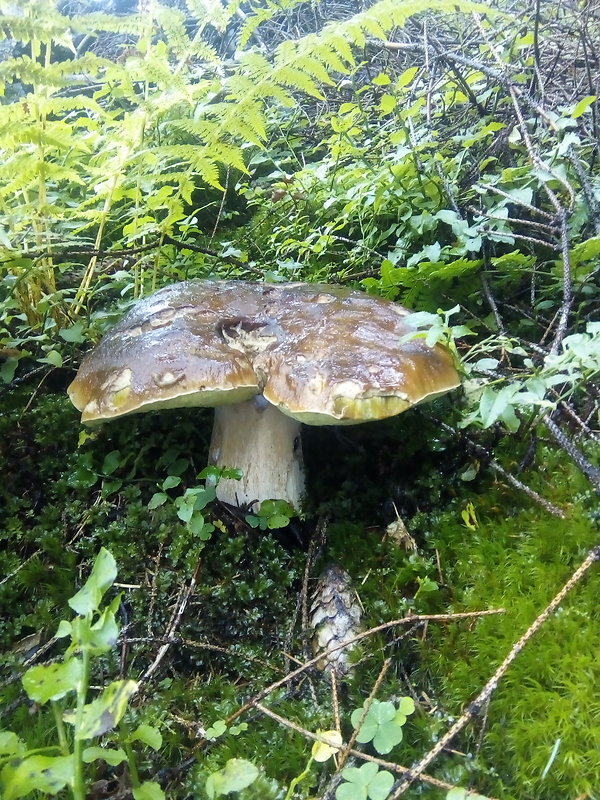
68,280,460,511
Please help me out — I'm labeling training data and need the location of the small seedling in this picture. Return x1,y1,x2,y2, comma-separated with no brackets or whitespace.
0,548,163,800
245,499,295,530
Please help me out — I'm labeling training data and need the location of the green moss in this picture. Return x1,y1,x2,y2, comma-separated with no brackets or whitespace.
2,381,598,799
413,454,600,798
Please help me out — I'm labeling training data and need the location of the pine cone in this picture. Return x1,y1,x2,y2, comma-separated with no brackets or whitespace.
309,564,363,675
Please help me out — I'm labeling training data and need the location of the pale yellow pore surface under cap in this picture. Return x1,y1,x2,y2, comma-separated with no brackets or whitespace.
68,280,460,425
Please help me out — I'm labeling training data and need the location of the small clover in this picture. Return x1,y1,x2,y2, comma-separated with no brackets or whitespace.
336,762,394,800
350,697,415,755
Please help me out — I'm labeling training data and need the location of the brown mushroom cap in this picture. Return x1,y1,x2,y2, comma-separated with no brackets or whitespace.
68,280,460,424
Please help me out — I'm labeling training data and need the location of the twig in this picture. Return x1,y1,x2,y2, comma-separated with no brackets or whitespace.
336,658,392,771
440,422,567,518
139,560,201,683
476,184,555,220
548,209,573,354
480,269,505,336
556,399,600,446
388,542,600,796
192,609,505,737
543,414,600,492
0,552,40,587
253,701,495,798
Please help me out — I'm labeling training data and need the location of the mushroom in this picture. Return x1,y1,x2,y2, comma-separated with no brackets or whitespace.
68,280,460,511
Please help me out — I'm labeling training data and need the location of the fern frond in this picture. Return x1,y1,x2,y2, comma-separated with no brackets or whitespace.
321,0,487,49
154,6,190,57
154,145,223,189
204,100,267,145
185,0,237,32
163,119,248,172
69,12,146,37
0,13,74,50
238,8,273,50
276,41,336,86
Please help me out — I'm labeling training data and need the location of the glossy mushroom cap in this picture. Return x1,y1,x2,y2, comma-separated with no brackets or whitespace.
67,279,460,425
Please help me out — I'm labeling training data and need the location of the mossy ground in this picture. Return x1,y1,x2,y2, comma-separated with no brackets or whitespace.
1,378,598,799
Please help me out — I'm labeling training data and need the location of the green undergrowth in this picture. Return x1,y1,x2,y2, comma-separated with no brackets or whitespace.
411,459,600,799
1,380,599,798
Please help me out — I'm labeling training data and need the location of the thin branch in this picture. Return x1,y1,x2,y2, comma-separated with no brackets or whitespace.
253,701,495,798
440,422,567,518
543,414,600,492
336,658,392,771
139,560,202,683
184,609,505,733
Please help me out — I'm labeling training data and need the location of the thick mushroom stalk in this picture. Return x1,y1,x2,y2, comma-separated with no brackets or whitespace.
209,397,304,508
67,279,461,515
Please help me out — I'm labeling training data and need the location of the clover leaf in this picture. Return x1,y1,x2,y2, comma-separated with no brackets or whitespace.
336,762,394,800
350,697,415,755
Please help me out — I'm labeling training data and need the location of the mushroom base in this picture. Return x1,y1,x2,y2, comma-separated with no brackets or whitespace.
208,398,305,511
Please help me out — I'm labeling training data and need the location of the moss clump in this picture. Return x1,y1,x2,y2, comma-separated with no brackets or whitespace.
413,452,600,798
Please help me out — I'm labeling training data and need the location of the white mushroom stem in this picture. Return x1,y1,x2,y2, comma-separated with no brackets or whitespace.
208,397,305,511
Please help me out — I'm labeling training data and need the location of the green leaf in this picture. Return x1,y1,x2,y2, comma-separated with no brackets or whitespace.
0,755,74,799
102,450,122,475
338,762,393,800
86,605,120,653
379,94,396,114
571,95,596,118
175,497,195,523
82,746,127,766
128,724,163,751
0,357,19,384
205,758,259,798
22,658,82,704
0,732,25,757
162,475,181,490
396,697,415,717
68,548,117,616
133,782,166,800
39,349,63,367
148,492,168,510
367,769,394,800
59,322,86,343
396,66,419,88
266,514,290,529
336,782,367,800
350,699,406,754
205,719,227,739
65,679,138,739
372,72,391,86
56,620,72,639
